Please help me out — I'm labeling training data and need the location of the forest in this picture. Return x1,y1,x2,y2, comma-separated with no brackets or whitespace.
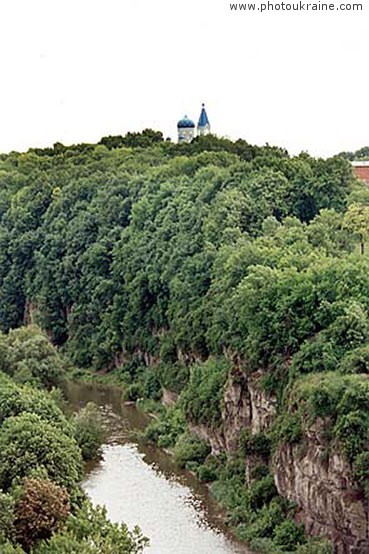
0,131,369,552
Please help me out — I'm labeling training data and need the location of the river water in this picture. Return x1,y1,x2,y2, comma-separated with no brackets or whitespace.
66,381,252,554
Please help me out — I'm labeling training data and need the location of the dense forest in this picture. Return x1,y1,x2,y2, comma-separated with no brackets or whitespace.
1,131,369,552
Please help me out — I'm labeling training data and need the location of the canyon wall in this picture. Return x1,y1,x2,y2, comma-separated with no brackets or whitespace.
191,368,369,553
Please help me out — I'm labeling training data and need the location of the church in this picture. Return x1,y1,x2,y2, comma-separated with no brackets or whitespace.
177,104,210,143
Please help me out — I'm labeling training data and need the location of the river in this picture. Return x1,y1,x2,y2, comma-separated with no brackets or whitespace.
65,381,253,554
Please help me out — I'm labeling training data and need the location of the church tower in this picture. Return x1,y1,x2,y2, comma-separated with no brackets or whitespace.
177,115,195,143
197,103,210,136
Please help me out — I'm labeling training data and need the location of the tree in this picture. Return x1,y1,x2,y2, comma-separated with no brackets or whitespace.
0,413,82,491
73,402,104,460
14,478,70,551
32,501,148,554
343,202,369,255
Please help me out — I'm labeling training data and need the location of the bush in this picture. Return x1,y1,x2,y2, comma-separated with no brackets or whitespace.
273,413,303,445
241,431,271,458
249,474,278,510
73,402,105,460
0,326,65,389
273,519,305,550
181,358,230,427
32,500,148,554
197,463,218,483
14,478,70,551
0,376,71,432
291,336,338,374
157,362,190,394
0,491,15,543
334,411,368,462
295,538,333,553
352,452,369,490
123,383,143,402
143,370,161,401
0,413,82,491
173,432,211,468
143,406,185,448
236,498,285,543
340,345,369,374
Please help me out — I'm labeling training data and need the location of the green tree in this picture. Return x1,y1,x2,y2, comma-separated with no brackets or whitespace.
0,413,82,491
343,202,369,255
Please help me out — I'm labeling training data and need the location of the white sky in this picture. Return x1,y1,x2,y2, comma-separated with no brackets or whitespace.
0,0,368,157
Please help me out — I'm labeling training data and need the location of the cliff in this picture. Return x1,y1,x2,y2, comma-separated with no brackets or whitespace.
191,368,369,553
274,421,369,554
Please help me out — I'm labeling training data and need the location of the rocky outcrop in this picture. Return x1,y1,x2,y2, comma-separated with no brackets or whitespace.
274,419,369,553
162,363,369,551
191,367,369,552
188,422,226,455
222,368,277,452
190,368,277,456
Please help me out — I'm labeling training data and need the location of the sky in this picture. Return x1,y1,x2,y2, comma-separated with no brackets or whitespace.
0,0,368,157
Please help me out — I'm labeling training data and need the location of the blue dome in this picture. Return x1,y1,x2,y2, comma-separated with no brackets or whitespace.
177,116,195,129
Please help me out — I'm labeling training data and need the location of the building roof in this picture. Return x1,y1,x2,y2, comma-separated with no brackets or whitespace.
352,161,369,167
177,116,195,129
198,103,210,128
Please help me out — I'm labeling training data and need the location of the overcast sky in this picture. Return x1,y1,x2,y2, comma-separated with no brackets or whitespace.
0,0,367,157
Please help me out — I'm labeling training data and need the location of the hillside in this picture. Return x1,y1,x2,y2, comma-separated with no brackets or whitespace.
1,131,369,552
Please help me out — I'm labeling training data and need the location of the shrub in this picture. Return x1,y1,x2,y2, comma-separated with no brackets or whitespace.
0,377,71,432
32,500,148,554
352,452,369,490
236,498,285,543
241,432,271,458
334,411,368,462
173,432,211,468
143,406,186,448
340,345,369,374
181,358,230,427
291,336,338,374
274,413,302,445
0,413,82,491
14,478,70,551
0,491,15,542
197,463,218,483
249,474,278,510
295,538,333,553
143,370,161,401
273,518,305,550
123,383,143,402
157,362,190,394
0,326,65,389
73,402,105,460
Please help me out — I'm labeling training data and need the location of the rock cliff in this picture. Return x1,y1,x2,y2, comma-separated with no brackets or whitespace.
274,420,369,553
191,367,369,552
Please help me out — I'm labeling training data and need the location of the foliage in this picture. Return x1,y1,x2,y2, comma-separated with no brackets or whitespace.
343,202,369,254
172,432,211,468
32,500,148,554
0,491,16,542
0,132,367,551
0,373,71,432
0,326,65,389
73,402,105,460
180,358,230,427
0,413,82,492
143,406,186,448
14,478,70,551
273,519,305,550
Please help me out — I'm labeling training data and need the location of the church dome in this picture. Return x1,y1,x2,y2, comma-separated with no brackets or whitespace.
177,116,195,129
